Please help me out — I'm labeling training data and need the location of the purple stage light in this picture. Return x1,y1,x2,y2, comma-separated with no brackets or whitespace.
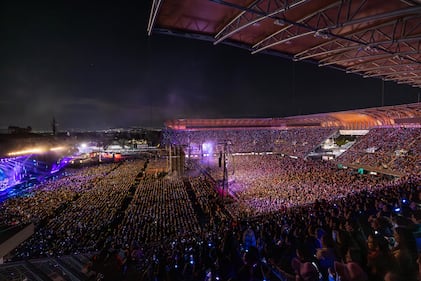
202,142,213,156
50,156,72,174
0,155,29,191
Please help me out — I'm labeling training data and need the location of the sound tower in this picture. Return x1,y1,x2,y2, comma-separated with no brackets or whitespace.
171,145,176,173
178,146,185,176
176,146,181,175
168,145,185,176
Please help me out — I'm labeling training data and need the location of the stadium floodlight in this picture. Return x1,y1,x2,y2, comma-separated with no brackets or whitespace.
7,147,46,156
50,146,66,152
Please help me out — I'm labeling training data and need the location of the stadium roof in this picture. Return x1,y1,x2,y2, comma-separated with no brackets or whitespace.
165,102,421,130
148,0,421,88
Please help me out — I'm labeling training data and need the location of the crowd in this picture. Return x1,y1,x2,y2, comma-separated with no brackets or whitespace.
144,158,168,177
189,175,233,226
206,154,398,218
4,160,146,259
163,127,336,157
0,163,122,226
164,126,420,174
112,177,201,247
89,167,421,281
0,125,419,281
339,127,421,174
241,174,421,281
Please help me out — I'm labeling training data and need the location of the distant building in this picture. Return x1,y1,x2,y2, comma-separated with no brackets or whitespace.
7,126,32,134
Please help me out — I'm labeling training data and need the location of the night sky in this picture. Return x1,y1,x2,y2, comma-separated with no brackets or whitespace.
1,1,419,131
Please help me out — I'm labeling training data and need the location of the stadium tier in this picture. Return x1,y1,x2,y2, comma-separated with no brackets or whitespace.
0,103,420,281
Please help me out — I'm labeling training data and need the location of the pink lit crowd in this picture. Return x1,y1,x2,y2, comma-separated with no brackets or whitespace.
207,154,402,218
163,127,337,157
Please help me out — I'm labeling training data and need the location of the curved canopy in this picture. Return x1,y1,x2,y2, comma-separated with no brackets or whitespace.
148,0,421,88
165,103,421,130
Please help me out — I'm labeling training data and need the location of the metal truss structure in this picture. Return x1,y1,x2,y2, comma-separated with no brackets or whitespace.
148,0,421,88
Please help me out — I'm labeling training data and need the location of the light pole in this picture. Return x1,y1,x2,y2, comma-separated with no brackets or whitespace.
222,142,228,200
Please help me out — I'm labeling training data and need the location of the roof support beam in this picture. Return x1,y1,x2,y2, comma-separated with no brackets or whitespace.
400,0,419,6
251,31,315,54
294,9,421,60
319,50,420,67
206,0,421,87
213,0,308,45
147,0,163,36
317,46,371,63
253,24,293,48
252,1,342,53
386,80,421,87
385,75,421,81
293,17,403,59
211,0,421,80
335,51,420,70
319,35,421,63
297,44,363,61
319,53,393,66
255,2,420,55
347,62,420,73
330,6,421,30
363,68,421,78
214,0,261,40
